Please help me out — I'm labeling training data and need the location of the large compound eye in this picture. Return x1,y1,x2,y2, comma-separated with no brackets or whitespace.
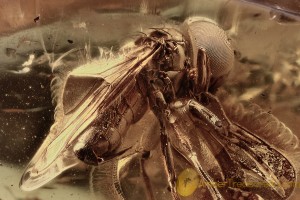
183,17,234,85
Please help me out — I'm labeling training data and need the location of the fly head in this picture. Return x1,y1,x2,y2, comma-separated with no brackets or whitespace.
183,17,234,93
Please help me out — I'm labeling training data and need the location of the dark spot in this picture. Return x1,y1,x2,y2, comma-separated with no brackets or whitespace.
200,93,210,106
167,186,171,192
142,151,151,159
239,57,259,65
253,13,261,18
215,120,223,128
34,16,40,23
234,50,241,59
189,106,201,119
149,29,168,38
184,177,192,187
67,39,74,44
23,171,31,181
75,148,98,165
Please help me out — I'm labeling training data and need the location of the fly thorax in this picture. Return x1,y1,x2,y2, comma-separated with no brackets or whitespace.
166,70,185,94
168,40,187,71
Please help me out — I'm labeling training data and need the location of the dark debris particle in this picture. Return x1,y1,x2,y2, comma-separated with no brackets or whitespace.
215,120,223,128
142,151,150,159
234,50,241,59
67,39,74,44
34,16,40,23
167,186,171,192
260,93,266,98
253,13,261,18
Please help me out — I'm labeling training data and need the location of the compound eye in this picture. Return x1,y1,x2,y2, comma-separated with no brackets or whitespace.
184,17,234,86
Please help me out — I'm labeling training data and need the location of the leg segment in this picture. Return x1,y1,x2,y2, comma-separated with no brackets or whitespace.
140,151,155,200
146,72,180,200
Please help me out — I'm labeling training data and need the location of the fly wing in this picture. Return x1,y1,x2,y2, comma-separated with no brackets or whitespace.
165,93,297,199
20,44,160,191
218,91,299,152
199,93,297,198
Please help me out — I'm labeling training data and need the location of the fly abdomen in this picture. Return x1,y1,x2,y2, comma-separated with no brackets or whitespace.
103,83,148,150
74,83,148,165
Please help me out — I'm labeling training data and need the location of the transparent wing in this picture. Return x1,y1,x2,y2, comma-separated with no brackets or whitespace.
166,93,297,199
20,44,160,191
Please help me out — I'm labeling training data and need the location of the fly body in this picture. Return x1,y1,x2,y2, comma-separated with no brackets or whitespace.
20,17,298,200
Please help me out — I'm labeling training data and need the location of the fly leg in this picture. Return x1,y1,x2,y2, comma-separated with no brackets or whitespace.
145,72,180,200
159,121,179,200
168,98,225,200
120,150,156,200
140,151,155,200
156,71,176,103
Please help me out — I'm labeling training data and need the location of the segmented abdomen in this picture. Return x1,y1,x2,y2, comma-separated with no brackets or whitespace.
66,75,148,163
93,82,148,152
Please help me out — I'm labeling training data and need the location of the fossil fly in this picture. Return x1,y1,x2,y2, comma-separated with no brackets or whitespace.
20,17,298,200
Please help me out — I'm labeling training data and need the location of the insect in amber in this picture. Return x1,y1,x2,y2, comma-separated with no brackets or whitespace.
20,17,298,200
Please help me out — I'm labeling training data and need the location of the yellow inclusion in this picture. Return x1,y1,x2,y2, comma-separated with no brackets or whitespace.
176,168,200,197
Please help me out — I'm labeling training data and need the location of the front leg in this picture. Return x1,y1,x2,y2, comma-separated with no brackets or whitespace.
160,121,179,200
146,72,180,200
